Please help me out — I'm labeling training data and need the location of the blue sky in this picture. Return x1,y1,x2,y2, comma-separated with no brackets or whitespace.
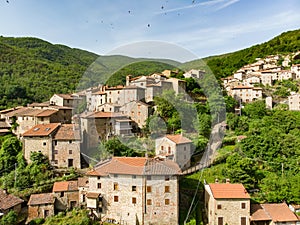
1,0,300,62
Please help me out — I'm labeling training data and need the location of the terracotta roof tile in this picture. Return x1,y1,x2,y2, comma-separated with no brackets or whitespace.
165,134,192,144
250,204,272,221
53,124,81,140
22,123,60,137
78,177,89,187
52,180,78,192
86,192,101,199
55,94,74,100
87,157,181,176
0,189,24,210
36,109,58,117
208,183,250,199
28,193,54,206
262,203,299,222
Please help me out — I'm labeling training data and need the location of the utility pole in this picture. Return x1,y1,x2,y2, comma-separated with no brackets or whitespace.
14,163,17,188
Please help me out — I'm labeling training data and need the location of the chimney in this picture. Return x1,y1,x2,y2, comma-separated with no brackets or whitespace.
126,75,132,86
226,178,230,184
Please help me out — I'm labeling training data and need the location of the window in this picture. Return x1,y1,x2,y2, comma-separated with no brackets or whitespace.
241,217,246,225
69,150,72,154
54,160,58,164
147,175,151,181
97,183,101,189
132,175,136,179
54,150,58,154
168,146,171,154
114,196,118,202
132,186,137,191
217,204,222,209
241,202,246,209
165,176,170,181
97,176,101,180
113,182,119,190
82,194,86,202
165,186,170,193
165,199,170,205
147,199,152,205
60,192,64,197
147,186,152,193
132,197,136,204
114,174,118,178
218,217,223,225
43,142,46,146
161,146,164,150
69,140,72,144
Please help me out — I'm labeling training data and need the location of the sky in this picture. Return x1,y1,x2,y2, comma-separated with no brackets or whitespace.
1,0,300,62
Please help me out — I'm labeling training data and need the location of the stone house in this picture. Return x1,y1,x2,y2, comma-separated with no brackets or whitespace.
121,100,152,128
145,84,162,102
105,86,125,105
250,203,299,225
27,193,55,223
1,107,59,137
288,93,300,111
52,124,81,169
78,177,89,208
183,69,205,79
52,181,79,211
0,189,24,216
22,123,61,163
166,78,187,95
155,134,193,169
204,182,251,225
260,72,273,86
278,70,296,81
50,94,83,108
230,86,262,103
291,64,300,79
90,89,107,112
119,86,146,106
85,157,181,225
80,111,131,149
243,76,261,86
97,103,121,113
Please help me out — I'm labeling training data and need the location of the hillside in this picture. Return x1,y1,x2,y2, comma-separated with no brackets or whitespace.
181,29,300,78
0,36,181,109
0,36,99,109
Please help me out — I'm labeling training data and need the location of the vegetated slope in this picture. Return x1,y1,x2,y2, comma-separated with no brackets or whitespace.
0,36,181,109
0,36,99,109
182,29,300,78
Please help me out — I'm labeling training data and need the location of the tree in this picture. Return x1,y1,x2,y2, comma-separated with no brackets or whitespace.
0,136,22,176
0,210,17,225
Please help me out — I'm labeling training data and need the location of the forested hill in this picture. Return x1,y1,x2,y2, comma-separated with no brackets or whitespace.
182,29,300,78
0,36,181,110
0,36,99,109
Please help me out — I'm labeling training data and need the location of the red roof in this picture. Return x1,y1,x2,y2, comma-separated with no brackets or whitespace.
22,123,60,137
52,180,78,192
28,193,54,205
208,183,250,199
251,203,299,222
53,124,81,140
87,157,181,176
0,189,24,210
165,134,192,144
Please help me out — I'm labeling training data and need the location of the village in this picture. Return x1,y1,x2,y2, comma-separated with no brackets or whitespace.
0,62,299,225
